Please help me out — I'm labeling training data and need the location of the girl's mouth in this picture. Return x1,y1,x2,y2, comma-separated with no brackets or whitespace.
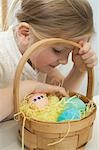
49,64,59,68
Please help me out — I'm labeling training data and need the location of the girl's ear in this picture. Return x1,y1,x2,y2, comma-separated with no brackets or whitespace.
16,22,31,53
17,22,30,38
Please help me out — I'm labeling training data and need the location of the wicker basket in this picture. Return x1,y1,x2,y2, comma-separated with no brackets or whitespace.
13,38,96,150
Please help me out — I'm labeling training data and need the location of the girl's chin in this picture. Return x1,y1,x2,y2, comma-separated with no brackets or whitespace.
39,66,55,74
47,66,55,73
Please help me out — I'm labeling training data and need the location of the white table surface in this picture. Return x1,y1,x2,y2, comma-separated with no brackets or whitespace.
0,95,99,150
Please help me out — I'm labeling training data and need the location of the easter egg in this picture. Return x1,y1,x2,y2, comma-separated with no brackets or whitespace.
62,97,86,111
57,107,81,122
29,93,48,109
69,97,86,110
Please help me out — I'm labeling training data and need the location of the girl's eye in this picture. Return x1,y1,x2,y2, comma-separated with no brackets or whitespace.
53,48,61,53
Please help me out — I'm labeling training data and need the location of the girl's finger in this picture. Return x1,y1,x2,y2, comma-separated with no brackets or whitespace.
81,50,95,60
79,42,91,54
34,83,68,97
47,86,68,97
57,87,69,97
83,55,96,64
79,40,84,46
86,60,98,68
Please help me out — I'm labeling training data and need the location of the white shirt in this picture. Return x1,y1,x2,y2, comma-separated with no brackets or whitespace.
0,27,47,88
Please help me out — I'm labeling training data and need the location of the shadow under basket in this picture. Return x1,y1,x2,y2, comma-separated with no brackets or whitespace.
13,38,96,150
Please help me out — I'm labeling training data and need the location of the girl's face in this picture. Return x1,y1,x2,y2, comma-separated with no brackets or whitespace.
30,43,72,73
30,36,89,74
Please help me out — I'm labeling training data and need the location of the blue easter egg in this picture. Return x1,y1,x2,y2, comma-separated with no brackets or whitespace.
63,97,86,111
69,97,86,110
57,107,81,122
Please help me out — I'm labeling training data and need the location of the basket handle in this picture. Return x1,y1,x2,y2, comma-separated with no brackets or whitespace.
13,38,94,113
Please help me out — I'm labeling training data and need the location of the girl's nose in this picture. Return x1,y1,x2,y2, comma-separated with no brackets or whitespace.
58,59,68,65
58,52,69,65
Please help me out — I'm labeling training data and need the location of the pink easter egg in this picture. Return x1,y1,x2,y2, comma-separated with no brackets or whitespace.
29,93,48,109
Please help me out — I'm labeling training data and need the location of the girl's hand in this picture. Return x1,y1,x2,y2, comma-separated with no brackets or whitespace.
33,81,68,97
72,41,98,72
20,80,69,100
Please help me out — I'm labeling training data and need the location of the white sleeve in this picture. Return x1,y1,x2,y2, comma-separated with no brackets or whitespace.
0,49,5,83
0,45,13,88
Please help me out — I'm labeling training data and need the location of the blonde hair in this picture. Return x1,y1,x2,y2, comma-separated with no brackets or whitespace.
9,0,95,39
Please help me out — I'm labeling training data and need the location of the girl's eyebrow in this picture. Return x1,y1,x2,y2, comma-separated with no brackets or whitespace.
53,47,68,52
53,45,73,51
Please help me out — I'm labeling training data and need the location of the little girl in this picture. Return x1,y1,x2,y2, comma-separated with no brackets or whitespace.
0,0,98,121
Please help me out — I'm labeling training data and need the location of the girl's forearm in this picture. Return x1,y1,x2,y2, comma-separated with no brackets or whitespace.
63,65,86,92
0,80,37,121
0,86,13,121
0,80,67,121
